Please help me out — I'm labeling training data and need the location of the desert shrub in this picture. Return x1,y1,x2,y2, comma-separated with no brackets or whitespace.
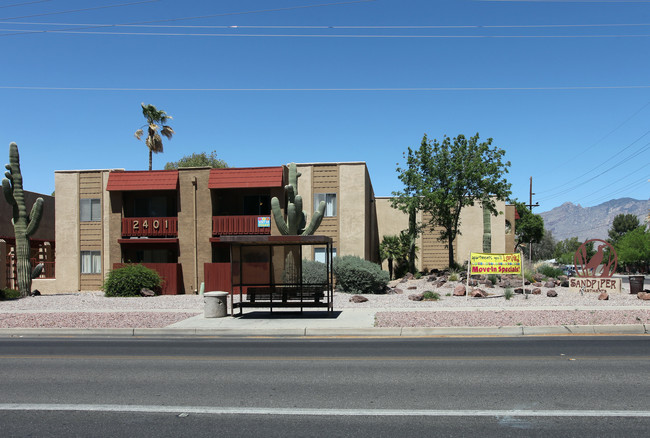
302,260,327,285
537,264,563,279
523,265,535,283
103,264,162,297
414,272,422,279
422,291,440,301
0,288,20,300
448,271,460,282
504,288,514,300
333,255,389,294
487,274,500,285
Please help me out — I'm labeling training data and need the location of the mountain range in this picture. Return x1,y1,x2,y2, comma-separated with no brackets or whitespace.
539,198,650,242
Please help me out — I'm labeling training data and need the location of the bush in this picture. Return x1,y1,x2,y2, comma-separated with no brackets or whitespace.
504,288,514,300
537,264,563,279
422,291,440,301
487,274,500,285
103,264,162,297
302,260,327,285
0,288,20,300
448,271,459,282
333,255,389,294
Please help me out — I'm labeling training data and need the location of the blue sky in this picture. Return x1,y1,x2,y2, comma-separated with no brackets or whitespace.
0,0,649,213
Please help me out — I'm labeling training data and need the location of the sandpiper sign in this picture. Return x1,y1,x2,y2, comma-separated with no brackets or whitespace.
568,239,621,293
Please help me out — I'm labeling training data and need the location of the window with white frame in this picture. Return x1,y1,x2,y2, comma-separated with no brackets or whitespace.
80,199,101,222
314,247,336,263
314,193,337,217
80,251,101,274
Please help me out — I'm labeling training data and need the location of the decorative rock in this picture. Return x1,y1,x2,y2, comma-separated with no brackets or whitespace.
467,279,479,287
453,284,467,296
393,288,403,295
561,280,569,288
598,293,609,301
471,289,488,298
31,289,41,296
524,281,531,285
558,275,568,282
427,275,437,282
547,290,558,297
485,279,493,288
349,295,368,303
637,292,650,301
435,281,446,288
140,288,156,297
408,293,423,301
407,286,417,290
532,288,541,295
533,273,543,282
514,288,523,294
533,282,543,287
543,281,555,288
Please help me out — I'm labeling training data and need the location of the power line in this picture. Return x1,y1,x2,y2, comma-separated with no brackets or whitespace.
0,0,161,21
0,1,52,9
3,85,650,91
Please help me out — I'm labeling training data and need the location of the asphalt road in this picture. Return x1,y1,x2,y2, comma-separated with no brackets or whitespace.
1,336,649,437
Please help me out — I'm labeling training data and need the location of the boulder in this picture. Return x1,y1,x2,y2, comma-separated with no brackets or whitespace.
485,279,494,288
558,275,568,282
514,288,524,294
393,288,404,295
407,286,417,290
467,279,479,287
533,282,543,287
533,273,543,282
349,295,368,303
427,275,437,282
140,288,156,297
637,292,650,301
598,293,609,301
435,281,446,288
561,280,569,288
408,293,423,301
31,289,41,296
453,284,467,296
547,290,558,297
532,288,541,295
471,289,488,298
543,281,556,288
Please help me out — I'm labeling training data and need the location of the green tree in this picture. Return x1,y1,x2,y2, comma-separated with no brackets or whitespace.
554,237,594,265
607,213,641,245
379,235,401,280
134,103,174,171
164,151,228,170
615,226,650,273
514,201,545,253
531,229,557,262
392,133,511,268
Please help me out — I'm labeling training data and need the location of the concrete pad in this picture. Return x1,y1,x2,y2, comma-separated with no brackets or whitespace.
522,326,575,336
591,324,646,335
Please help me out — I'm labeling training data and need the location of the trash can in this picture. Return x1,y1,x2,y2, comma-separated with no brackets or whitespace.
204,291,229,318
628,276,646,294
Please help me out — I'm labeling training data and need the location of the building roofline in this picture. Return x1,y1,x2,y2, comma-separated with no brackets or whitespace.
55,169,125,174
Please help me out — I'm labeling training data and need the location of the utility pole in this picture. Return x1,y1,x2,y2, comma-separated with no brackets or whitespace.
527,177,539,263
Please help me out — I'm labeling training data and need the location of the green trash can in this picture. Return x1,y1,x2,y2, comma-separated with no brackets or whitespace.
628,276,646,294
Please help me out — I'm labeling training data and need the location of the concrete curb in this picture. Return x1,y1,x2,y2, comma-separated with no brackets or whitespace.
0,324,647,338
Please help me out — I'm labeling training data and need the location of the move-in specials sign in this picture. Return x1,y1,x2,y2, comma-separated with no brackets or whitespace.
568,277,621,293
470,253,521,275
257,216,271,228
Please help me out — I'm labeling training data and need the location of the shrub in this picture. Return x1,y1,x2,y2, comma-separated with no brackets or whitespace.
487,274,500,285
448,271,459,282
537,264,563,280
0,288,20,300
333,255,389,294
504,288,514,300
422,291,440,301
302,260,327,285
103,264,162,297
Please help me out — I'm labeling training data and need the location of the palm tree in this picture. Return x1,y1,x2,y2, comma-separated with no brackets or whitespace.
380,235,403,280
134,103,174,171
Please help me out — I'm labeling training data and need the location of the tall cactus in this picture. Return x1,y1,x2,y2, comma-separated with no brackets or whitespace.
271,162,325,236
2,143,44,297
482,198,492,253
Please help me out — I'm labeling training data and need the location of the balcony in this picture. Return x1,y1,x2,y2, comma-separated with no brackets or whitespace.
122,217,178,238
213,215,271,236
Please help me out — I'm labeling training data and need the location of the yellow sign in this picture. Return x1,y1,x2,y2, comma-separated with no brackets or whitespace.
470,253,521,275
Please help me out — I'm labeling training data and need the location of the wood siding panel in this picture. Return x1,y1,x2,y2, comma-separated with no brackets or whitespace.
421,213,456,271
79,173,103,197
312,166,338,191
80,274,102,290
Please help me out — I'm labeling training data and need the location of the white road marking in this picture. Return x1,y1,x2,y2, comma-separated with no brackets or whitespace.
0,404,649,417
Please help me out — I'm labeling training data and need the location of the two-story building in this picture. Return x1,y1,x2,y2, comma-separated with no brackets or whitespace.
50,162,514,294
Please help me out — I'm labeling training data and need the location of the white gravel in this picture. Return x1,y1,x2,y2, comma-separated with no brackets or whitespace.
0,278,648,329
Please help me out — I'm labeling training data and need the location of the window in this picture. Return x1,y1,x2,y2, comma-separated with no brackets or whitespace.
80,199,101,221
314,193,337,217
134,196,169,217
314,247,336,263
81,251,101,274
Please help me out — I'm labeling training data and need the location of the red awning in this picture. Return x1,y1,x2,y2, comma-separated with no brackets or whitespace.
118,238,179,244
106,170,179,191
209,167,284,189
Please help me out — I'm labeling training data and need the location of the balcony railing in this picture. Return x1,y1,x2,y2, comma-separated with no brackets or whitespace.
213,215,271,235
122,217,178,237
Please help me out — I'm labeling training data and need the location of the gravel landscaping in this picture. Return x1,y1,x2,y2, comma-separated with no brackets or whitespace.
0,277,648,329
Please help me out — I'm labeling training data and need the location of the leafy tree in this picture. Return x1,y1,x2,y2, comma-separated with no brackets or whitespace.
134,103,174,171
164,151,228,170
392,133,511,268
514,201,545,253
607,213,641,245
554,237,594,265
531,229,557,262
615,226,650,273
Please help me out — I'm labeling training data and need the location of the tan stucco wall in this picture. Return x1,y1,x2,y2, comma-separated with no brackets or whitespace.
178,168,212,294
454,199,508,266
339,164,367,258
54,171,80,292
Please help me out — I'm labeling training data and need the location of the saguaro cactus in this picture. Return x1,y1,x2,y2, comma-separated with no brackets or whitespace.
271,162,325,236
2,142,44,297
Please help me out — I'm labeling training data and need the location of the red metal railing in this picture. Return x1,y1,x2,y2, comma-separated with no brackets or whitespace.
122,217,178,237
212,215,271,235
